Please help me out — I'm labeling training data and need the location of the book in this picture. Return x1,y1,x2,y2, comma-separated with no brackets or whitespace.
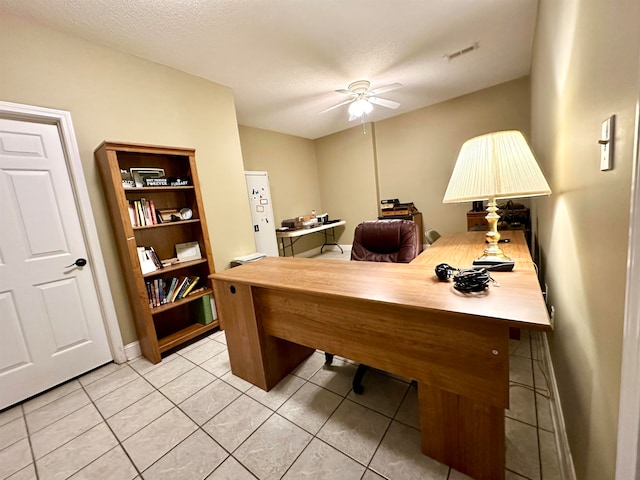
137,246,157,274
190,294,214,325
181,276,200,297
170,277,189,302
135,200,146,226
144,200,154,225
145,247,163,269
128,202,138,227
146,282,153,307
165,277,179,301
174,276,194,300
149,199,158,225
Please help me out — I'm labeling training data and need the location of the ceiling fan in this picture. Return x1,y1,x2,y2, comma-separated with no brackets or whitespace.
319,80,403,122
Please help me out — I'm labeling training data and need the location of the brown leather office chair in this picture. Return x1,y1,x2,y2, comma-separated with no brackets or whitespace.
325,219,420,393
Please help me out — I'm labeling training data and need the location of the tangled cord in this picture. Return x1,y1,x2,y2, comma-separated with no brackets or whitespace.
435,263,499,292
452,268,495,292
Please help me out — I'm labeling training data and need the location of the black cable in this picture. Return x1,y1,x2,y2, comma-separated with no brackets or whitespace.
435,263,500,292
452,267,493,292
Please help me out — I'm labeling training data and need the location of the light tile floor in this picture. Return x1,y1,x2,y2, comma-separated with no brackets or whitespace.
0,249,563,480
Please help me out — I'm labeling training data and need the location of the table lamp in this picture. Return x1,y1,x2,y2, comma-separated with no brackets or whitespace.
443,130,551,270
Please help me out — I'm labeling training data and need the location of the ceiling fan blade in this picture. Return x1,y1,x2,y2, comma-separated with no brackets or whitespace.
317,98,354,115
335,89,358,96
369,97,400,109
368,82,403,96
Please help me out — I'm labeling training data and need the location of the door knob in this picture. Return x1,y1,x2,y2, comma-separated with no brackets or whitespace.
65,258,87,268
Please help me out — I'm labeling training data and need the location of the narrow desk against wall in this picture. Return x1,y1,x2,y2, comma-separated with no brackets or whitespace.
210,231,550,480
276,220,346,256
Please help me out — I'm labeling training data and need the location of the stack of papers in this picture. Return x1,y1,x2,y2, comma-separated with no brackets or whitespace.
233,253,267,264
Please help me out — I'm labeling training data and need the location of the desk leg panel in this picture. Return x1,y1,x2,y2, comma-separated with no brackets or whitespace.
212,280,314,390
419,384,505,480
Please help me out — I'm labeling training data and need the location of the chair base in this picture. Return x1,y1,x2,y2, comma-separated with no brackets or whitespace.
352,364,368,395
324,353,367,395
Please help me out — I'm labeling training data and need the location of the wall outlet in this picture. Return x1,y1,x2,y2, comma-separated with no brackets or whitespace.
549,305,555,329
544,283,549,304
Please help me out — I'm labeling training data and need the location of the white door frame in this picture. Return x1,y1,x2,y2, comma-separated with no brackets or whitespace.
0,100,125,364
615,50,640,479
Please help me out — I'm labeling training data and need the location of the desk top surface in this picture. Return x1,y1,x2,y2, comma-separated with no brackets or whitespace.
276,220,346,238
212,231,550,330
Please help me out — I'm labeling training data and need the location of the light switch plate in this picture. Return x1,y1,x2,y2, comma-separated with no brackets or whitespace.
600,115,615,171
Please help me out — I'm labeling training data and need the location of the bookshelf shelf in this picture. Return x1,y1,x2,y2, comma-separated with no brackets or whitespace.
158,322,217,354
142,258,208,278
150,288,212,315
132,219,201,231
95,142,218,364
124,186,195,193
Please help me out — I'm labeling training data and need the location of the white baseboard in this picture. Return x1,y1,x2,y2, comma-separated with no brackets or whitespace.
541,332,577,480
124,341,141,361
286,244,351,258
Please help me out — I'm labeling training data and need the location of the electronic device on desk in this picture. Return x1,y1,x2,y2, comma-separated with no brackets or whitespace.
281,218,298,229
281,215,320,229
380,199,417,217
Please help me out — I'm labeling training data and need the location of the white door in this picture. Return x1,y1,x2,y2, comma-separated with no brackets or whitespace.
0,118,112,409
245,171,279,256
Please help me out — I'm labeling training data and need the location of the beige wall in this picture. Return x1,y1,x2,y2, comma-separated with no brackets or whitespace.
239,125,323,254
313,78,530,246
531,1,640,478
375,77,531,236
241,79,530,249
314,125,378,245
0,15,254,345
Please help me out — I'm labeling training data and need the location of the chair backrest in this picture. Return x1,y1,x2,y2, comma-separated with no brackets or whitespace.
350,220,419,263
425,228,441,246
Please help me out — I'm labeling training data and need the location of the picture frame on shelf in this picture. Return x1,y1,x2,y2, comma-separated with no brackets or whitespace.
175,241,202,262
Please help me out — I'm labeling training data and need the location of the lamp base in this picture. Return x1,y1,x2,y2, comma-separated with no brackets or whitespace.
473,255,515,272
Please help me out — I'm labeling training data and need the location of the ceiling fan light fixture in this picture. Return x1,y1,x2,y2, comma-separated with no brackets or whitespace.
348,98,373,117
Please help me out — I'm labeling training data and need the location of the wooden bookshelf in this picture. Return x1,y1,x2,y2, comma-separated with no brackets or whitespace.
95,142,218,363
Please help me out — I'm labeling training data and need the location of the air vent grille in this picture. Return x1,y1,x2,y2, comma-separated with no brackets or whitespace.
445,42,479,61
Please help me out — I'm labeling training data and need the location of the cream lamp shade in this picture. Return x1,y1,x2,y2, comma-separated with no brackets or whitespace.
443,130,551,269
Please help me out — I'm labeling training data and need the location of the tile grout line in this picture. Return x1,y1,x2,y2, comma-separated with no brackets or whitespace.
75,371,144,480
21,403,40,480
7,329,559,480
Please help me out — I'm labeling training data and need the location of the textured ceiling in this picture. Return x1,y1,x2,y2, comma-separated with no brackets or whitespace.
0,0,538,139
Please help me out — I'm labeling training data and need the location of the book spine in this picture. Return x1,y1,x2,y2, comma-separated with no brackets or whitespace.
146,247,163,269
181,276,200,297
175,277,193,300
192,294,213,325
128,202,137,227
144,200,153,226
146,281,153,307
149,200,157,225
135,200,144,226
170,277,187,302
166,277,178,301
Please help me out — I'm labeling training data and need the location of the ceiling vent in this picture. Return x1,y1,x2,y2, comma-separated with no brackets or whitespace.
445,42,480,61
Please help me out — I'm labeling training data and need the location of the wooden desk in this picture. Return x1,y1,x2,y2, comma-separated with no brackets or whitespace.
210,231,550,480
276,220,346,256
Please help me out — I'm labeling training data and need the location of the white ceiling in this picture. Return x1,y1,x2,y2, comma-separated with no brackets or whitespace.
0,0,538,139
